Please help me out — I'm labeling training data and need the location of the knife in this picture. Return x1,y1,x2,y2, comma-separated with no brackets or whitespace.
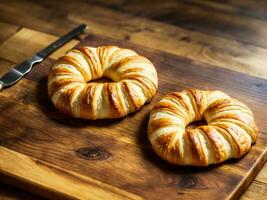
0,24,87,91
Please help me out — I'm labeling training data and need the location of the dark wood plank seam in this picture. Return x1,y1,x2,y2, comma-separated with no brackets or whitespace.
0,57,17,65
88,1,267,50
0,24,22,46
253,179,267,185
2,0,267,51
180,0,267,21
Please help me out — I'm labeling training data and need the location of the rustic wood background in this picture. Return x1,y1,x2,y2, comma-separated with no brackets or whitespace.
0,0,266,199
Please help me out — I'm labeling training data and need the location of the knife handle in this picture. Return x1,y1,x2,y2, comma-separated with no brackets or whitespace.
0,81,3,91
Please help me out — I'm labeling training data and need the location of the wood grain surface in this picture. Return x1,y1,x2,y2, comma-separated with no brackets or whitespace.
0,33,267,199
0,0,266,199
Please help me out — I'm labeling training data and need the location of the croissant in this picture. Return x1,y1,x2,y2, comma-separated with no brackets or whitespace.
47,46,158,119
147,89,258,166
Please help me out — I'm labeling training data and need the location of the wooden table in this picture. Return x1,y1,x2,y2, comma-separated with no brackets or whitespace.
0,0,266,199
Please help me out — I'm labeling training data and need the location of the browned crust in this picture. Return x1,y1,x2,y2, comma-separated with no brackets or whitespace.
78,83,97,119
186,130,208,166
153,101,181,117
213,123,249,158
184,89,202,120
148,89,258,166
50,66,77,76
121,81,141,111
148,118,176,135
199,126,227,162
206,98,248,114
212,124,240,157
106,83,125,117
49,79,84,98
120,67,143,74
168,139,182,164
55,85,80,116
57,56,87,79
75,47,100,79
127,77,156,100
109,55,140,72
48,46,158,120
166,92,190,112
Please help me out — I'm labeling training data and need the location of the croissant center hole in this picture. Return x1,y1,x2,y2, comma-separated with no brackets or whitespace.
186,120,207,130
89,77,113,84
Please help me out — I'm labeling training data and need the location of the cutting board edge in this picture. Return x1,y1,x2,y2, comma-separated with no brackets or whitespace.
228,148,267,200
0,146,143,200
0,144,266,200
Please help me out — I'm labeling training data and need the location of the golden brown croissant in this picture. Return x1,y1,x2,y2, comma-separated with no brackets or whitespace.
47,46,158,119
148,89,258,166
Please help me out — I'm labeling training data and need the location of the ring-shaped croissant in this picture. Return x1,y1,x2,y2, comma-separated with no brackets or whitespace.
48,46,158,119
148,89,258,166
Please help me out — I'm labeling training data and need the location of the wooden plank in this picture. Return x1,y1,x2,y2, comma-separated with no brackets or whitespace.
1,1,267,80
87,0,267,48
0,34,266,199
0,1,266,198
241,180,267,200
0,59,15,77
0,146,142,200
0,28,79,64
186,0,267,20
255,163,267,183
0,28,56,63
0,22,19,44
0,1,77,36
216,0,267,18
2,158,264,200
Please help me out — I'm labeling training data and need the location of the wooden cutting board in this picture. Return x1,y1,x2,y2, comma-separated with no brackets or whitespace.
0,34,266,200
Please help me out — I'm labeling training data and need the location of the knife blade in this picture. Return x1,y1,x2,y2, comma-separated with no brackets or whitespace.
0,24,87,91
